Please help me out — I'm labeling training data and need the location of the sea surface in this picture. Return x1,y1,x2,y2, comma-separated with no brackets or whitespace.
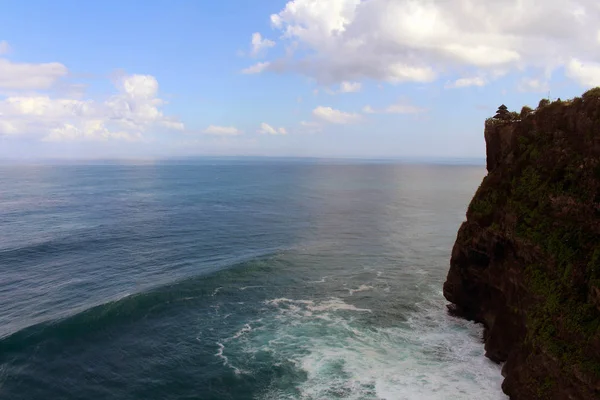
0,159,507,399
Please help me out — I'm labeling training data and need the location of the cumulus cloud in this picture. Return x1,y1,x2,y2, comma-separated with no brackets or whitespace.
251,33,276,57
0,72,184,141
312,106,361,124
339,81,361,93
362,101,425,114
518,77,550,93
565,59,600,87
242,61,271,74
255,0,600,85
203,125,243,136
445,77,486,89
257,122,287,135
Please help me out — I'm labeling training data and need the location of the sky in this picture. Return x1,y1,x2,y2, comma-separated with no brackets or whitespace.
1,0,600,160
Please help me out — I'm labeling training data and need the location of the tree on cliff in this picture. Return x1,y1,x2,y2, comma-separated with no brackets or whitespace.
520,106,533,119
582,87,600,101
538,98,550,108
493,104,510,120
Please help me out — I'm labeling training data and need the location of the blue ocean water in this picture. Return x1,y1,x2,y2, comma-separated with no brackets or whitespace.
0,160,506,399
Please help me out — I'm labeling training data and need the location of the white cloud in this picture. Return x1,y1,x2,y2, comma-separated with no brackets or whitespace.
0,58,68,90
565,58,600,87
362,101,425,114
518,77,550,93
257,122,287,135
386,65,436,84
251,33,276,57
0,73,184,141
242,61,271,74
257,0,600,85
203,125,242,136
0,41,10,55
312,106,361,124
445,77,486,89
339,81,361,93
442,45,520,67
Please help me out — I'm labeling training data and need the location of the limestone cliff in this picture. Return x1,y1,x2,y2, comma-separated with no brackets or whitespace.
444,89,600,399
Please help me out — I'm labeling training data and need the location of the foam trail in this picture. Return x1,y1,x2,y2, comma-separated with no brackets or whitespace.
239,286,264,291
348,284,374,295
214,342,243,375
264,298,314,307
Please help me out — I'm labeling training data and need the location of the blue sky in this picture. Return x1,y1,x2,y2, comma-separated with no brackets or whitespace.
1,0,599,160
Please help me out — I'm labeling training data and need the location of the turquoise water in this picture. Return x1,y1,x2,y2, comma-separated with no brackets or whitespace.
0,160,506,399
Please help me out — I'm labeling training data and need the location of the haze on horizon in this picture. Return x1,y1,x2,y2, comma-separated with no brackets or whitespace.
1,0,599,160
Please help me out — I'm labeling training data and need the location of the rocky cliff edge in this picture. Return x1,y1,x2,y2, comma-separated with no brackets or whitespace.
444,89,600,399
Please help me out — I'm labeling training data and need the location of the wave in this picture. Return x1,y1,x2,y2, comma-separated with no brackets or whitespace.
0,251,282,356
0,232,127,262
0,288,188,356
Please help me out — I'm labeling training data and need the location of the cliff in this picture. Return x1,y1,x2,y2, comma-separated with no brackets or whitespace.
444,88,600,399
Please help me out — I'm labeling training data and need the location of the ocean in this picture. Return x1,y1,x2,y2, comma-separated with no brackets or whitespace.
0,159,506,400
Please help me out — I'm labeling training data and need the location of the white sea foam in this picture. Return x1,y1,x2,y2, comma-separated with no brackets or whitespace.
264,297,372,317
228,324,252,341
296,300,504,399
253,293,506,400
306,298,372,313
211,287,222,296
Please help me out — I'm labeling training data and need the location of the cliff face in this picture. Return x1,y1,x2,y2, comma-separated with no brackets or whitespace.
444,89,600,399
